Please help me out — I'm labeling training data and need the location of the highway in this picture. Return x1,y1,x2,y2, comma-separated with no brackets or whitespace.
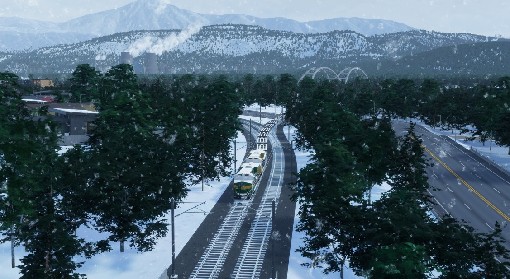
394,121,510,247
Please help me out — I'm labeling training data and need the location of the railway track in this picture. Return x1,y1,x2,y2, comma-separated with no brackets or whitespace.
189,203,250,279
231,132,284,279
190,119,285,279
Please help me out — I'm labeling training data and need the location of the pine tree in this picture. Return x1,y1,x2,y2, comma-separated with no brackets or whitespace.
473,222,510,277
69,64,101,103
86,64,171,252
288,79,392,278
494,111,510,154
354,123,436,278
161,75,242,183
0,72,91,278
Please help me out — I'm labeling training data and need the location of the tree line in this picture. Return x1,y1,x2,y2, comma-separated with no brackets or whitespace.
286,76,510,278
2,67,510,277
373,77,510,154
0,64,242,278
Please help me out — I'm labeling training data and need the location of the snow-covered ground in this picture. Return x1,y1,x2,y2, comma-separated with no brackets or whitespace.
78,130,248,279
0,128,246,279
1,107,509,279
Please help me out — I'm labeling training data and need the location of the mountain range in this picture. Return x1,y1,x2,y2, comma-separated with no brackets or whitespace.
0,0,508,78
0,0,413,51
1,24,507,77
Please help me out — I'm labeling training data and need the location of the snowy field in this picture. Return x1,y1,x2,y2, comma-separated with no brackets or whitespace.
1,108,509,279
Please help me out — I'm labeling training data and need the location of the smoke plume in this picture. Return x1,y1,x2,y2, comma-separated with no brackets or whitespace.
127,23,202,57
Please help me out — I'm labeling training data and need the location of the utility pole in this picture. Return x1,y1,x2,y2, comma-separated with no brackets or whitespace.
201,125,205,191
170,198,177,279
259,105,262,125
168,200,206,279
10,224,14,268
271,199,276,279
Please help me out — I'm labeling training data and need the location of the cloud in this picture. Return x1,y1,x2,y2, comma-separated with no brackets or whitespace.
127,23,202,57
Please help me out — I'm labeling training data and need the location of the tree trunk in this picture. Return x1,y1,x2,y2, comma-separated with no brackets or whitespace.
10,225,15,268
340,257,345,279
120,240,125,252
45,250,50,271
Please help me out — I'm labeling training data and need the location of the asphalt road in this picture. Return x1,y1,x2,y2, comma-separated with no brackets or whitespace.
394,121,510,248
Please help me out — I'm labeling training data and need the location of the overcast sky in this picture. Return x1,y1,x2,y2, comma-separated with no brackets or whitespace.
0,0,508,37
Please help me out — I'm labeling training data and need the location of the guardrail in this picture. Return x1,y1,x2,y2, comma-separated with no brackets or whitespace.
442,134,510,179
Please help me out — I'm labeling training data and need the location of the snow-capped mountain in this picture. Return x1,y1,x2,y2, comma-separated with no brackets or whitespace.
0,17,59,33
0,0,413,51
1,24,505,77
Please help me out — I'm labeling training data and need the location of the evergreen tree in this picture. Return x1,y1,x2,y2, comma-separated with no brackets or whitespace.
288,76,510,278
172,75,242,183
493,111,510,154
69,64,101,103
293,143,367,278
473,222,510,277
417,79,441,124
0,72,91,278
86,64,171,252
429,217,480,278
241,74,255,105
351,124,436,278
276,73,297,108
288,78,395,278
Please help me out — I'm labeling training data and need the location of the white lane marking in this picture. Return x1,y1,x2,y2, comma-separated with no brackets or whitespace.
428,190,450,215
494,187,501,194
464,203,471,210
486,223,494,230
446,186,453,192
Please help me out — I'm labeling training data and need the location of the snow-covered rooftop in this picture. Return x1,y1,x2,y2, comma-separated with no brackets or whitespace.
22,98,47,103
52,108,98,114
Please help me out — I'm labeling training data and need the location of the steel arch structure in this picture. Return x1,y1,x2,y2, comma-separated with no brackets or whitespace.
298,67,339,83
298,66,368,83
337,67,369,83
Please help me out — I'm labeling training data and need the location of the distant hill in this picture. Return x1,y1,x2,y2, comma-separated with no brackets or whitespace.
0,0,413,51
62,0,412,36
381,41,510,76
0,24,506,77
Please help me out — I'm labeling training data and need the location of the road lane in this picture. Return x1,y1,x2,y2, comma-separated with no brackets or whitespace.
394,121,510,248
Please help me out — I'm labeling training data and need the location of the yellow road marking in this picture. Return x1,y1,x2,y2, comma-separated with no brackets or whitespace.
423,145,510,223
